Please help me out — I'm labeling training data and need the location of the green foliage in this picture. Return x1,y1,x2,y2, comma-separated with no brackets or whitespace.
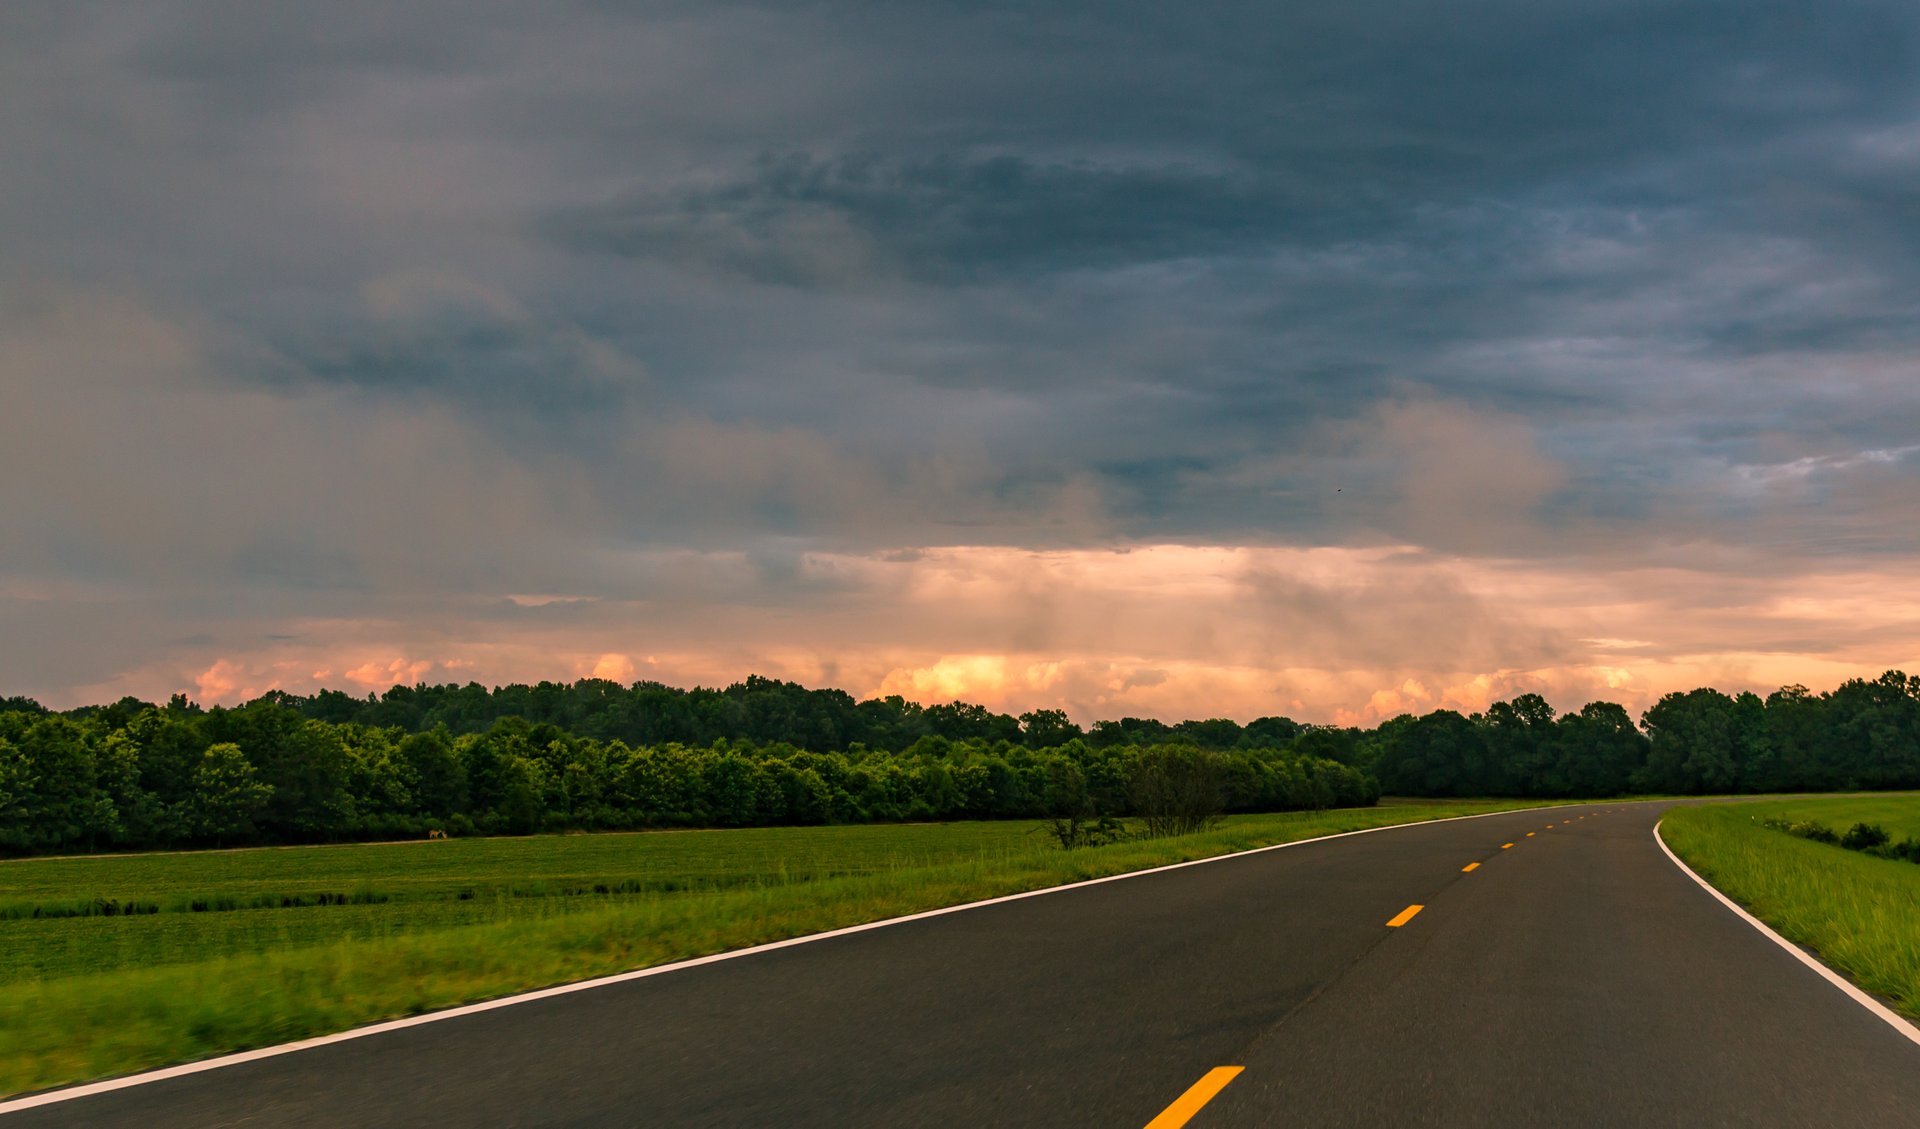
1128,744,1228,837
0,700,1371,856
190,743,272,844
1038,813,1130,849
5,666,1919,855
1368,669,1920,799
1762,818,1841,844
1763,816,1902,855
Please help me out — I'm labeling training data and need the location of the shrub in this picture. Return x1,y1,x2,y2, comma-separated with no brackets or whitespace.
1840,822,1892,851
1037,814,1130,850
1127,745,1227,837
1783,820,1839,844
1874,837,1920,863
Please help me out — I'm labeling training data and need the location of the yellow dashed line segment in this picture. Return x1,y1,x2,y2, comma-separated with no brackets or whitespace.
1144,1067,1245,1129
1386,904,1425,928
1462,862,1480,873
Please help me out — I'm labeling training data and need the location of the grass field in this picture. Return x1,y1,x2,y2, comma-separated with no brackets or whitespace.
0,821,1048,984
0,800,1548,1097
1660,795,1920,1021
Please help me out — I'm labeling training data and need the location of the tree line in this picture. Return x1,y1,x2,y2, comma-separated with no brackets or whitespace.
0,695,1372,854
92,675,1308,755
2,670,1915,855
1372,672,1920,797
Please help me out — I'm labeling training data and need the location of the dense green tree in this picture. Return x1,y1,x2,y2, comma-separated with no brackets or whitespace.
116,709,206,842
399,727,466,818
1823,672,1920,790
1286,727,1360,768
23,717,100,846
249,715,356,837
1638,689,1742,794
1552,702,1646,797
1176,718,1244,749
1019,709,1083,747
1239,716,1304,749
0,735,29,850
191,743,272,845
1372,710,1491,796
1127,744,1227,836
1483,694,1560,796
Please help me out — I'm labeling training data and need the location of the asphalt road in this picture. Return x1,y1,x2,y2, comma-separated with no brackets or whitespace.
11,801,1920,1127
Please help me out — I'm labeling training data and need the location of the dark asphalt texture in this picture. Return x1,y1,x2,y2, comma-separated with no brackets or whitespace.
11,801,1920,1127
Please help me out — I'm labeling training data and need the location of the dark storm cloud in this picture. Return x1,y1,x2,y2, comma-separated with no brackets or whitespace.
4,0,1920,709
547,153,1333,285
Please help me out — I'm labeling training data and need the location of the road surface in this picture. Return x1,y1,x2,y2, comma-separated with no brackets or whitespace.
9,800,1920,1127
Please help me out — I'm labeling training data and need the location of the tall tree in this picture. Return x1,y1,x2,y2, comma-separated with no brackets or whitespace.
190,743,272,846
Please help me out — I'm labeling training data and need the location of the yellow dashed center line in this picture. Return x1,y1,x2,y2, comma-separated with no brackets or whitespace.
1144,1066,1244,1129
1501,842,1514,849
1462,862,1480,872
1386,904,1425,928
1526,832,1536,837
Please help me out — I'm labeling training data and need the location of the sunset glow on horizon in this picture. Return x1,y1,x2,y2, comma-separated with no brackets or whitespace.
60,540,1920,726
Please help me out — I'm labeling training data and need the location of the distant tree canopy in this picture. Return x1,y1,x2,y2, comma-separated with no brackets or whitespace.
0,681,1373,854
1,670,1916,855
1366,673,1920,798
169,675,1307,757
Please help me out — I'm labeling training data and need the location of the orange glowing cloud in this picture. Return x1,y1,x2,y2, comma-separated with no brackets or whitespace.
345,658,439,689
587,653,640,682
87,543,1920,723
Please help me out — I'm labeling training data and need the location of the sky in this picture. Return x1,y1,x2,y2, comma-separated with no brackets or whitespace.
4,0,1919,724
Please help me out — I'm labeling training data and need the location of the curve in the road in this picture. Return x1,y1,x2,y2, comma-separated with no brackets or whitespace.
1653,817,1920,1048
7,801,1920,1128
0,804,1558,1117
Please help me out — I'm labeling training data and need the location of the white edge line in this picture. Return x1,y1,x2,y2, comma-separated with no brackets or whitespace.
1654,817,1920,1049
2,802,1572,1115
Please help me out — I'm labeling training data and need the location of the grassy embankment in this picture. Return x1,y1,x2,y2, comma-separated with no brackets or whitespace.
1660,795,1920,1020
1,799,1550,1097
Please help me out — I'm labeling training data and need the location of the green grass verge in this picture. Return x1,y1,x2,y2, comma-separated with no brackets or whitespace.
0,821,1056,983
1661,796,1920,1022
0,800,1554,1097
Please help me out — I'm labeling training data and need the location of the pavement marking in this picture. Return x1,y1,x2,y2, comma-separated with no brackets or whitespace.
0,803,1585,1117
1145,1066,1244,1129
1654,820,1920,1050
1462,862,1480,872
1526,832,1536,837
1386,904,1425,928
1502,842,1514,849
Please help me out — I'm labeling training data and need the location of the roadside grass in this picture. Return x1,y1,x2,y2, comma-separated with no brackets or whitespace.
0,800,1553,1097
1660,796,1920,1021
0,821,1050,984
1704,793,1920,842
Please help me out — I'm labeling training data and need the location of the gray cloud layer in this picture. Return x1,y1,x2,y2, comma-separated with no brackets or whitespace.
3,0,1918,712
